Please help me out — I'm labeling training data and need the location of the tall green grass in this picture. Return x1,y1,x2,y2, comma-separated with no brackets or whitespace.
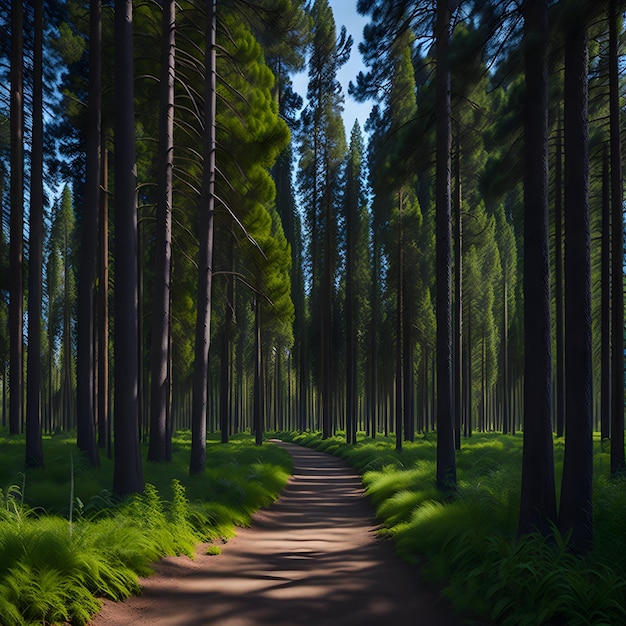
279,430,626,625
0,430,292,625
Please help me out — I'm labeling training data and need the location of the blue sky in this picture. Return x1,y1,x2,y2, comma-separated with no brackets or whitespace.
291,1,373,137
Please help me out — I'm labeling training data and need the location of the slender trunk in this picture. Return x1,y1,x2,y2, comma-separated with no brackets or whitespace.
220,257,234,444
98,143,110,455
554,115,565,438
396,192,403,452
601,147,611,443
518,0,557,538
560,17,592,554
25,0,44,468
148,0,175,463
190,0,216,473
435,0,456,492
454,132,462,448
77,0,102,468
253,295,264,447
610,0,625,475
9,0,23,436
113,0,144,496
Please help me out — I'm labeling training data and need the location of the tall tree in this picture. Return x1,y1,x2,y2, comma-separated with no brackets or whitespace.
190,0,217,474
25,0,45,468
559,0,593,554
344,121,368,445
435,0,457,492
298,0,350,438
113,0,144,496
518,0,556,538
148,0,176,463
609,0,625,475
9,0,24,436
76,0,102,468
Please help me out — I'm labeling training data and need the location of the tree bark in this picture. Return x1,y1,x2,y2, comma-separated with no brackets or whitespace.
560,14,593,554
113,0,144,496
98,142,110,456
601,146,610,443
9,0,24,436
148,0,176,463
435,0,456,492
190,0,217,474
25,0,44,468
518,0,557,538
77,0,102,468
609,0,625,475
554,115,565,439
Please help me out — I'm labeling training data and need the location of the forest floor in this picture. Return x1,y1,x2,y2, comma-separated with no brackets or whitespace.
89,441,468,626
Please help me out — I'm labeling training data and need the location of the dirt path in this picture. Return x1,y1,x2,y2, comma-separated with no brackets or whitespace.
90,441,465,626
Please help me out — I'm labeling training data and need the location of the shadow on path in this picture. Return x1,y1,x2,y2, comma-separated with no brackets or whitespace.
90,441,466,626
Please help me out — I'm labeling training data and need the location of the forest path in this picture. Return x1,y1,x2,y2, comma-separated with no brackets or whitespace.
90,441,465,626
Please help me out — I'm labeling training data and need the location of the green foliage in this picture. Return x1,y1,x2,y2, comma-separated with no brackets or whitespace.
0,430,292,625
281,431,626,625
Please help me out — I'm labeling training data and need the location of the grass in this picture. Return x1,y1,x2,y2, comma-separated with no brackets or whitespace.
278,430,626,625
0,429,292,626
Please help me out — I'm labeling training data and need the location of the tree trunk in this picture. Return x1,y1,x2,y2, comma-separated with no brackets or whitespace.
518,0,557,538
113,0,144,496
454,131,462,448
220,258,234,444
253,296,264,447
601,147,611,443
9,0,24,436
609,0,625,475
190,0,216,474
560,15,593,554
554,114,565,439
435,0,456,492
148,0,176,462
77,0,102,468
98,142,110,456
396,192,403,452
25,0,44,468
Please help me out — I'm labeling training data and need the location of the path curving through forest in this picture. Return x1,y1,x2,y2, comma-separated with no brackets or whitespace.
90,441,465,626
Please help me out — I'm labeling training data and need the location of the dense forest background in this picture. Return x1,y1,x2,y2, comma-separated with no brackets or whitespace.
0,0,625,549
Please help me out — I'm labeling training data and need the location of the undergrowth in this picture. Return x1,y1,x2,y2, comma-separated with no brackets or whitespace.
278,430,626,625
0,431,292,625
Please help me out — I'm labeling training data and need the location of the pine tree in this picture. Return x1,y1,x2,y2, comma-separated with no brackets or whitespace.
113,0,144,496
297,0,350,438
25,0,45,468
148,0,176,463
518,0,557,539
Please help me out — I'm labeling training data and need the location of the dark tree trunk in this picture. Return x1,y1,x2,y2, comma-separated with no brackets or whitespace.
220,255,234,444
554,115,565,439
25,0,44,468
321,182,333,440
98,143,110,456
148,0,176,463
601,147,611,443
9,0,23,436
396,192,403,452
609,0,625,475
435,0,456,492
560,16,593,554
113,0,144,496
453,133,462,448
253,295,264,447
77,0,102,468
190,0,216,474
518,0,557,538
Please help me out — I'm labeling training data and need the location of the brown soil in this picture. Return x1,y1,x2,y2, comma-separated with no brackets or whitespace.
89,441,466,626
